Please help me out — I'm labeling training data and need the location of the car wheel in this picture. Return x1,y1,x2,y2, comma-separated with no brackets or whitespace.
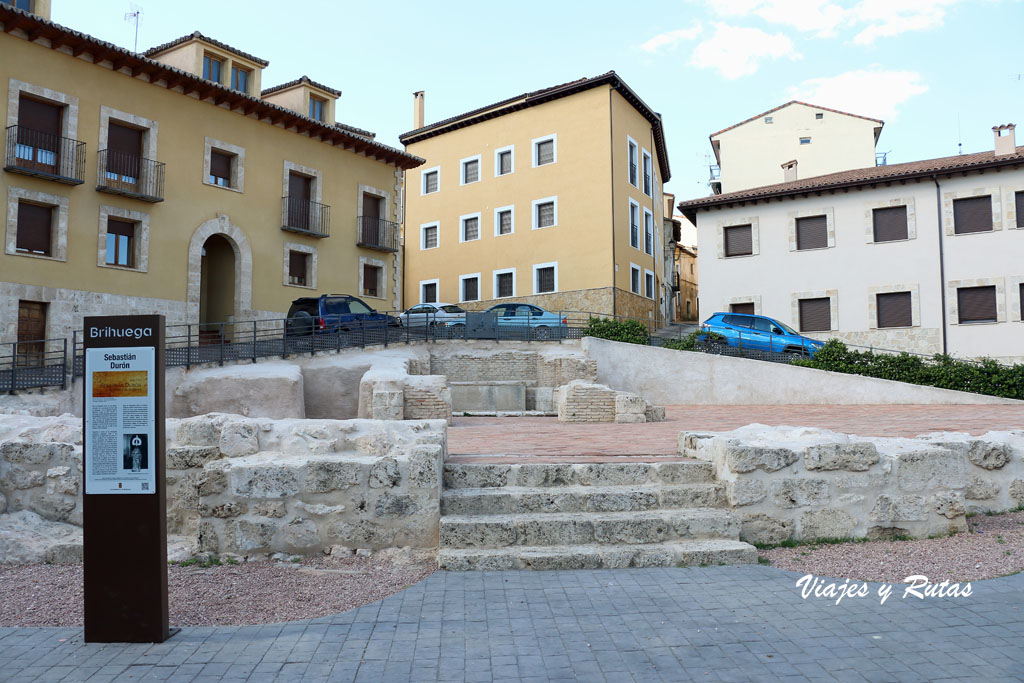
287,310,313,337
534,326,552,340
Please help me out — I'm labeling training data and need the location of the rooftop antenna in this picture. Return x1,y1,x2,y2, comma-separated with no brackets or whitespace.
124,3,143,52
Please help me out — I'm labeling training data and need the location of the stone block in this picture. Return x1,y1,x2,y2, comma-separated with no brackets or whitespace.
803,443,879,472
615,393,647,415
965,477,999,500
1,441,73,465
369,457,400,489
279,519,320,551
740,513,793,545
967,441,1012,470
614,413,646,424
225,520,279,553
199,502,247,518
2,466,44,490
219,421,260,457
933,491,966,519
198,467,228,495
799,509,856,539
230,463,301,498
834,473,887,490
252,501,287,518
374,493,420,517
450,383,526,412
305,461,362,493
645,406,666,422
171,362,305,419
727,480,767,506
897,449,968,491
0,491,6,514
725,446,798,473
407,445,442,489
371,389,404,421
769,479,829,508
0,510,82,564
175,415,227,447
1010,479,1024,507
867,526,910,540
870,495,928,523
166,446,221,470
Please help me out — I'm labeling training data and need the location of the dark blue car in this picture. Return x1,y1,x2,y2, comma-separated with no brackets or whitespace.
701,312,824,356
286,294,399,336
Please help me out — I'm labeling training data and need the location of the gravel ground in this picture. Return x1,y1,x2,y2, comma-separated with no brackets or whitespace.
0,554,435,628
760,510,1024,583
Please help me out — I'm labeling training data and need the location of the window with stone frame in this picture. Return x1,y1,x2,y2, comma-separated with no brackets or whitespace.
105,218,136,268
209,149,234,187
15,201,53,256
957,285,997,324
952,196,993,234
798,297,831,332
876,291,912,328
288,250,309,286
723,224,753,257
362,263,382,298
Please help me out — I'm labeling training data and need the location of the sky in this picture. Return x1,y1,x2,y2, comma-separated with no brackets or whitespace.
52,0,1024,202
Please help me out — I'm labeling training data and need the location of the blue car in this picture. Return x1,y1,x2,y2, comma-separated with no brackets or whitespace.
465,303,569,339
700,312,824,356
286,294,400,336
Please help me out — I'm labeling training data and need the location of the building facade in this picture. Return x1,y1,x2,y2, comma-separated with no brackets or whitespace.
709,101,883,195
399,73,672,324
1,4,421,348
680,126,1024,364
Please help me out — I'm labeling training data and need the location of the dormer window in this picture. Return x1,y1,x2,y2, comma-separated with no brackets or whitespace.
309,96,326,121
202,54,223,83
231,66,250,94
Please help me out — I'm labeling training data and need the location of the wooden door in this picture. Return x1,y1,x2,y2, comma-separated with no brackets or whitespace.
107,122,144,190
362,193,380,243
17,95,62,174
288,172,312,230
17,301,47,363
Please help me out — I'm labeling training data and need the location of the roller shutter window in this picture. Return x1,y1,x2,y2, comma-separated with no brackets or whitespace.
795,215,828,250
957,286,996,324
799,297,831,332
463,159,479,184
497,272,514,298
107,122,143,184
723,224,752,257
463,277,479,302
363,265,379,298
209,150,232,187
536,139,554,166
536,267,555,294
953,196,992,234
288,251,308,286
876,291,912,328
15,201,52,255
730,302,755,315
17,95,62,171
872,206,908,242
1016,191,1024,229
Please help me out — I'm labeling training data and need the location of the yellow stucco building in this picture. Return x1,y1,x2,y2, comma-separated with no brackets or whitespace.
399,73,672,324
1,3,422,348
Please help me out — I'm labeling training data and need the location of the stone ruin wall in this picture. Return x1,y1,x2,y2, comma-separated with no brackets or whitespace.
681,427,1024,544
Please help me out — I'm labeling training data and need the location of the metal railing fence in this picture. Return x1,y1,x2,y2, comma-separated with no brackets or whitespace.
4,125,86,184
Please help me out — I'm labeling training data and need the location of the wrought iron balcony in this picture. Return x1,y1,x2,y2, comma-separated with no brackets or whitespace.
356,216,399,252
96,149,165,202
4,125,85,185
281,196,330,238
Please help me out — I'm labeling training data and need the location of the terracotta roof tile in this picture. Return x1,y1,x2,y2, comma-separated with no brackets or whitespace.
261,75,341,98
679,145,1024,220
144,30,269,67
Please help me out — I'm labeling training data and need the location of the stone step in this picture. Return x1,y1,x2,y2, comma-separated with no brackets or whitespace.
441,483,726,515
442,461,716,489
440,509,738,549
438,540,757,571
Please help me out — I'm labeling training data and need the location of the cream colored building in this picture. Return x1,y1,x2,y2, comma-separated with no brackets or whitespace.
709,101,883,195
399,72,672,323
680,126,1024,364
1,4,421,348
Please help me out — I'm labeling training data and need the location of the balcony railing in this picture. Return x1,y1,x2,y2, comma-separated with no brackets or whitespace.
4,125,85,185
356,216,399,252
96,149,165,202
281,196,330,238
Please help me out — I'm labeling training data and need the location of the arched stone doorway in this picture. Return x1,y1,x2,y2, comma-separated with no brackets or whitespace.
199,234,235,334
187,215,253,338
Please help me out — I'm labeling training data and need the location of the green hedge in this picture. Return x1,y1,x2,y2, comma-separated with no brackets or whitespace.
792,339,1024,400
581,317,650,345
661,330,725,351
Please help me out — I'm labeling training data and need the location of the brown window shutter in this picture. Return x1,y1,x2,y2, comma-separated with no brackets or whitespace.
1016,192,1024,229
108,122,143,156
953,196,992,234
799,297,831,332
796,215,828,250
876,291,912,328
957,286,997,323
362,193,380,219
210,151,232,179
18,95,62,138
107,218,135,238
537,140,554,165
16,202,52,254
724,224,752,256
730,302,755,315
289,172,311,201
289,251,307,285
363,265,379,297
872,206,908,242
537,267,555,293
463,277,478,301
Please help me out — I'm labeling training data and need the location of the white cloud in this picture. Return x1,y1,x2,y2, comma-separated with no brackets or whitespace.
707,0,972,43
689,23,801,79
786,67,928,120
638,24,703,54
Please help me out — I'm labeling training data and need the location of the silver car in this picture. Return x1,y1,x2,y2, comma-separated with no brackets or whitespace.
399,302,467,328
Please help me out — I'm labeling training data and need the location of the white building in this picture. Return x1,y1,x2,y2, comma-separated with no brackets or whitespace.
709,101,883,195
680,125,1024,364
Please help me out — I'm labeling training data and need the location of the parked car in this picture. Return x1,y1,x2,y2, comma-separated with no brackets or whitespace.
471,303,569,339
700,312,824,356
399,302,467,328
286,294,400,336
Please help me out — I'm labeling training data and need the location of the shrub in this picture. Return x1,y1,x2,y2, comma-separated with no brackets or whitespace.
661,329,725,351
581,317,650,345
792,339,1024,400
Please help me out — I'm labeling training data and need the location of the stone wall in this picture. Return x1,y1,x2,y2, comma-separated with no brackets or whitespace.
457,287,615,316
403,376,452,422
554,380,666,424
0,412,447,562
804,328,943,355
681,425,1024,544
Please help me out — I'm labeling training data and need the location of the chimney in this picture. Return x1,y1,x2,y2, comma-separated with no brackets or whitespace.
781,159,798,182
413,91,425,130
994,124,1016,156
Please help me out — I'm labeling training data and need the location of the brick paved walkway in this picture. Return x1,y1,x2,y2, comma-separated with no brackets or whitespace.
2,566,1022,682
448,405,1024,457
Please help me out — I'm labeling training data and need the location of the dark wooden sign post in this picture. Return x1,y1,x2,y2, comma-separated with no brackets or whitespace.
82,315,170,643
